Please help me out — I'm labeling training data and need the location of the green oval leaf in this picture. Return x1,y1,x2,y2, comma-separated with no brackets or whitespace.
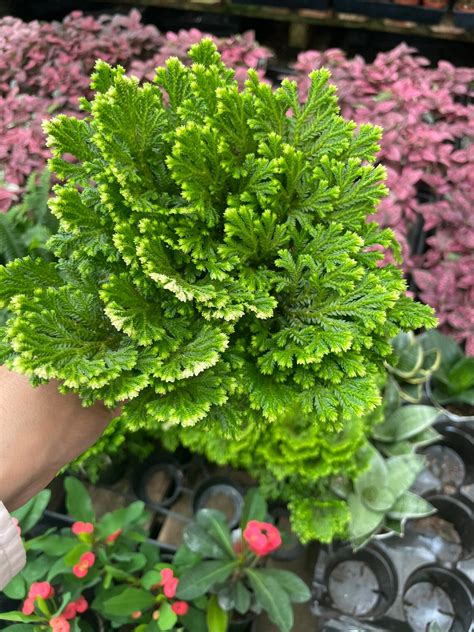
196,509,234,558
176,560,238,601
183,522,230,560
102,587,156,616
158,601,178,631
387,491,435,520
373,405,439,442
207,595,229,632
361,486,395,512
241,488,267,528
64,477,95,522
257,569,311,603
11,490,51,534
245,568,293,632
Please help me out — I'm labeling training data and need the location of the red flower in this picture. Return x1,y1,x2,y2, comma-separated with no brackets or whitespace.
73,595,88,613
243,520,282,556
71,522,94,536
63,603,77,620
105,528,122,544
131,611,142,619
22,598,35,615
29,582,55,600
171,601,189,616
72,552,95,578
49,615,70,632
163,577,179,599
160,568,174,584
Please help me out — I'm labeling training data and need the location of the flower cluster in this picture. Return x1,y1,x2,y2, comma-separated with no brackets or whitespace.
70,519,123,577
292,44,474,351
21,582,88,632
243,520,282,556
72,551,95,578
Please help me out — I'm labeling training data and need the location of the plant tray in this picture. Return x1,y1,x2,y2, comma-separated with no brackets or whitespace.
231,0,330,9
312,421,474,632
333,0,447,23
453,8,474,28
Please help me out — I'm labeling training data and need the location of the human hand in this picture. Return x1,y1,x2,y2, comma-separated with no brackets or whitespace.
0,366,115,511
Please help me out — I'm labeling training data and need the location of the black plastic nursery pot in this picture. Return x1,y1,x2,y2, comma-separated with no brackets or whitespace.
133,453,184,510
228,614,257,632
413,423,474,509
453,5,474,28
193,476,245,528
320,544,399,620
95,455,128,487
333,0,447,23
403,566,473,632
414,494,474,561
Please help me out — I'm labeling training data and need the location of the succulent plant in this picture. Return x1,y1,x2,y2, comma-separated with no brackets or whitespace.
371,380,441,457
386,331,440,403
345,447,435,548
423,330,474,408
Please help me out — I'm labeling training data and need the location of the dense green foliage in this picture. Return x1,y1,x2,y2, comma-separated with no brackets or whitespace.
0,170,55,266
0,41,434,438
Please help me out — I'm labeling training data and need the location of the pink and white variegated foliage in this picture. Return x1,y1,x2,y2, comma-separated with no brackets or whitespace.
0,11,271,211
292,44,474,352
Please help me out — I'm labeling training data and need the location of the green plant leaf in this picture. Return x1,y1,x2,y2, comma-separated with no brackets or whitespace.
447,357,474,393
0,614,43,623
181,606,207,632
12,490,51,533
3,575,26,600
102,587,156,616
196,509,235,558
27,534,76,556
64,477,95,522
385,454,425,498
385,517,405,536
373,405,439,442
176,560,239,600
158,602,177,631
173,544,202,572
206,595,228,632
64,542,91,566
387,491,435,520
141,569,163,590
183,522,230,560
240,488,267,528
98,501,146,537
361,486,395,512
354,448,387,495
256,569,311,603
234,581,252,615
390,337,423,378
245,568,293,632
398,383,423,403
348,493,384,542
456,388,474,406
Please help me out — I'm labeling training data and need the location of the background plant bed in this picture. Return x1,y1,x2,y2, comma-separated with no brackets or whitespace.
231,0,330,9
333,0,447,23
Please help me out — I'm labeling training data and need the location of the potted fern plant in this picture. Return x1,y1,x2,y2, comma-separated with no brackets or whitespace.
0,41,435,549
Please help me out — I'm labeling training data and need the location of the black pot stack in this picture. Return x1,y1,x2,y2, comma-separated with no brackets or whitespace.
313,418,474,632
